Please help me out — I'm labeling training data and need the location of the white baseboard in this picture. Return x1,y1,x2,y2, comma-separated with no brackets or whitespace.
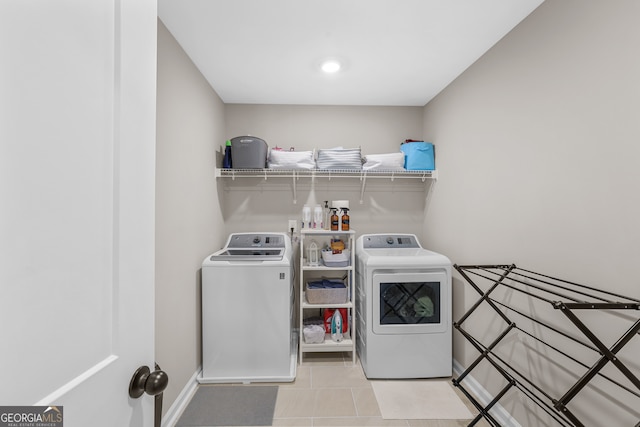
452,359,522,427
161,368,201,427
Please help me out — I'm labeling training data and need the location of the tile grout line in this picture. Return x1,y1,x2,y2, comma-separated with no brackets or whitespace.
349,387,359,418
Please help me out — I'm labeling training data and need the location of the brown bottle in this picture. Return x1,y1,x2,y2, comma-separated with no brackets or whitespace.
341,208,350,231
330,208,339,231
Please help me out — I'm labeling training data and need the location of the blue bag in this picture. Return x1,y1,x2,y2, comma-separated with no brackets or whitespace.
400,142,435,170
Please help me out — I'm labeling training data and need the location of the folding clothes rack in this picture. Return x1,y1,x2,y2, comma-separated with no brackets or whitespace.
452,264,640,427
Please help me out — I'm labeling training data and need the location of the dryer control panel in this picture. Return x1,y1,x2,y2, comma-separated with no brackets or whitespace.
362,234,420,249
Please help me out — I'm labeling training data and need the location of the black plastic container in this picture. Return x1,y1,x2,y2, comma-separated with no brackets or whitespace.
230,136,268,169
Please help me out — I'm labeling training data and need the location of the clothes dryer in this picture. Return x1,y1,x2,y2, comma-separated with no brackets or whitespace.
200,232,296,383
355,234,452,378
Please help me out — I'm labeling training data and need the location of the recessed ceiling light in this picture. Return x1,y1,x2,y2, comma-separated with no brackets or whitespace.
321,60,341,73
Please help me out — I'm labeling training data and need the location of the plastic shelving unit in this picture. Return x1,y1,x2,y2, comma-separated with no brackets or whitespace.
299,229,356,364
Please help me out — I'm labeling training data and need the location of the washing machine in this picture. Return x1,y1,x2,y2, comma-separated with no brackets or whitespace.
355,234,452,379
199,232,297,383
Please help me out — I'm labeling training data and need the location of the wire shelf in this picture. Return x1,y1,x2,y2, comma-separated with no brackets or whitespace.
216,168,437,180
215,168,437,204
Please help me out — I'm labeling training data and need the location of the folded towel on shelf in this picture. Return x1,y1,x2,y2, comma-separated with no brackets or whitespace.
362,152,406,171
307,279,345,289
316,147,362,170
268,149,315,170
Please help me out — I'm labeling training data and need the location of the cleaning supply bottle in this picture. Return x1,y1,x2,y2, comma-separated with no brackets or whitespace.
323,201,330,230
341,208,350,231
330,208,339,231
313,205,323,229
223,140,232,168
302,205,311,229
330,309,343,342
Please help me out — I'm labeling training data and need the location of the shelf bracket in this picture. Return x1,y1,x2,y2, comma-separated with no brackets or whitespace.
359,172,367,204
292,172,297,204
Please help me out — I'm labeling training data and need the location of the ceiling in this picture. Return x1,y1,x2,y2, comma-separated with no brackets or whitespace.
158,0,544,107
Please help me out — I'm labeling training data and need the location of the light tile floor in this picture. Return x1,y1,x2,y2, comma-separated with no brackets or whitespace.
270,352,490,427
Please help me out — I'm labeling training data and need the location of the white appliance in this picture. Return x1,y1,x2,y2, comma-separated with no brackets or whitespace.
355,234,452,379
199,232,297,383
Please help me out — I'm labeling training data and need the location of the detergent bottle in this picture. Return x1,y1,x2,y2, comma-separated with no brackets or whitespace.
330,309,343,342
223,140,232,168
313,205,323,229
302,205,311,229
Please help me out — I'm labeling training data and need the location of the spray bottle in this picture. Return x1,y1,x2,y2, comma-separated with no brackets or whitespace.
323,201,330,230
341,208,350,231
330,208,339,231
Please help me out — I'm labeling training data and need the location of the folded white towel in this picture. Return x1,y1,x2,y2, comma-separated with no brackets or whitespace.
268,149,315,170
362,152,405,171
316,148,362,170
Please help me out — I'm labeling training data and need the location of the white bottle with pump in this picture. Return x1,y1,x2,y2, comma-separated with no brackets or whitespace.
313,205,323,229
302,205,311,229
323,201,330,230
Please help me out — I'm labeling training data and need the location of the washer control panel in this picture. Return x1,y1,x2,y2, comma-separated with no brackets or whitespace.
362,234,420,249
227,233,285,248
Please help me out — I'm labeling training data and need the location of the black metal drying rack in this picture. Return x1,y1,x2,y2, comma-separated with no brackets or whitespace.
452,264,640,427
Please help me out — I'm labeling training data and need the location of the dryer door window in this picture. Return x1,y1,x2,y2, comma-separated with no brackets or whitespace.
379,281,440,325
372,271,449,335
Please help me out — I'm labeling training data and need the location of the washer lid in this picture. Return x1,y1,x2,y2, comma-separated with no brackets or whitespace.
210,248,284,261
208,233,288,261
226,233,286,248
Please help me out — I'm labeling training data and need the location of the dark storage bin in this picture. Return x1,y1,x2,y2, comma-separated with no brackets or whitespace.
230,136,268,169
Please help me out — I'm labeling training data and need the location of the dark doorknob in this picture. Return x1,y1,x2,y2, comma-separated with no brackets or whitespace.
129,365,169,398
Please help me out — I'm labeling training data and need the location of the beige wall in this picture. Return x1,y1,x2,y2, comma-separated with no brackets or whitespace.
423,0,640,425
155,20,226,413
